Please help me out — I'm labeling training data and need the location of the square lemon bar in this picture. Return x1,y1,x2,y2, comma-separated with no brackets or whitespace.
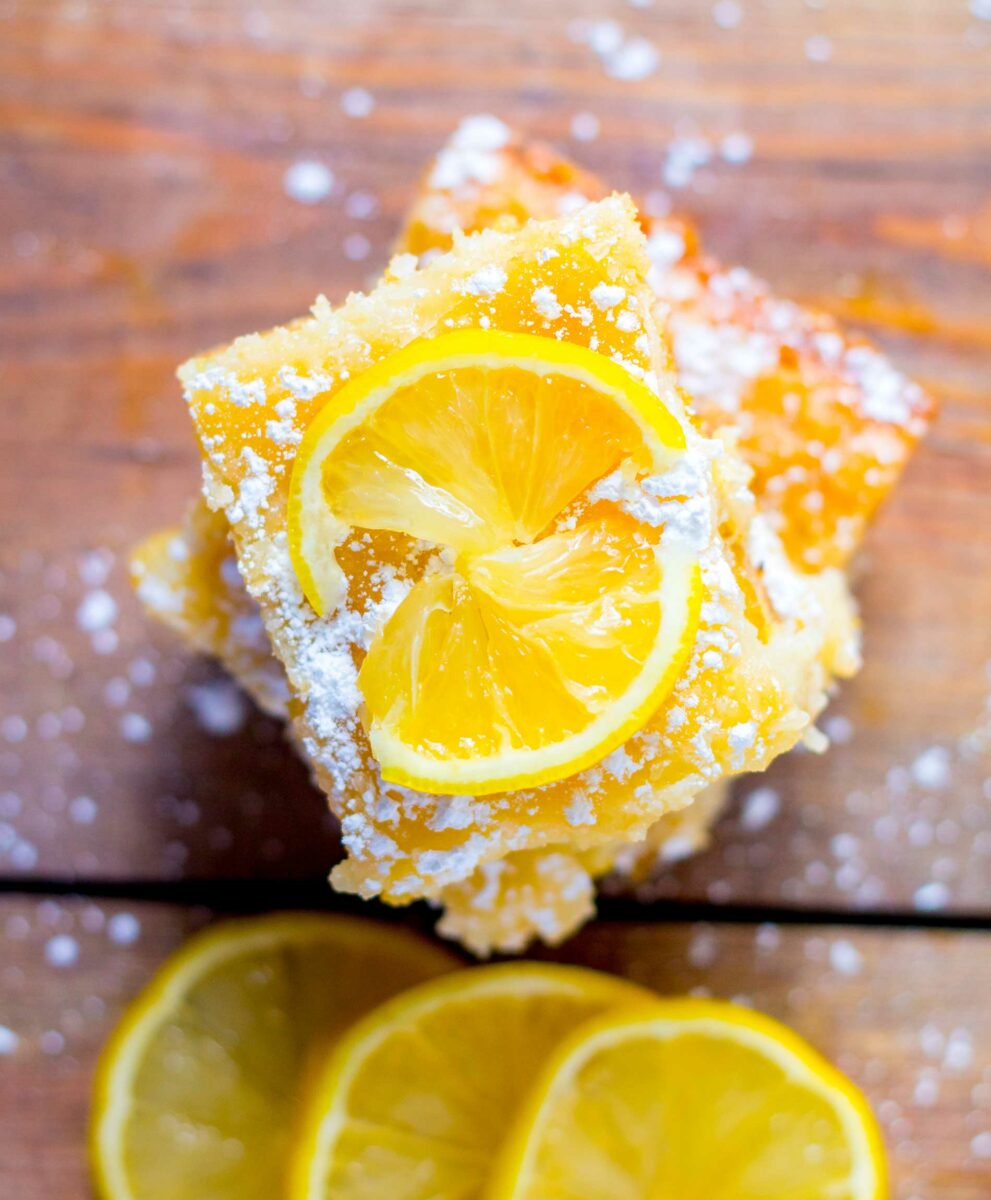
175,193,824,916
133,122,932,952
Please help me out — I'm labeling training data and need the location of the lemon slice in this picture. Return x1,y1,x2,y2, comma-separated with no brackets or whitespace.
287,329,703,796
290,962,651,1200
490,999,887,1200
89,913,457,1200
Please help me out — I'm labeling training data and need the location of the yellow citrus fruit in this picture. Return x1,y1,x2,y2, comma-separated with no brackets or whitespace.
287,329,703,796
290,962,651,1200
490,999,887,1200
89,912,457,1200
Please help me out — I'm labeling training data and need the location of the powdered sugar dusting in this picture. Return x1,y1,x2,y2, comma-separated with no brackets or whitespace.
429,115,511,189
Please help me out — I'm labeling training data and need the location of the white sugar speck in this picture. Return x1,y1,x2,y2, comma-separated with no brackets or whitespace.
605,36,659,80
8,840,38,870
69,795,98,825
829,938,862,976
39,1030,65,1056
120,712,152,743
343,232,371,261
944,1028,973,1071
186,680,248,736
92,628,118,655
570,20,659,81
0,1025,18,1055
688,927,718,968
590,282,626,309
341,86,374,118
805,34,833,61
78,548,113,586
107,912,141,945
45,934,78,968
76,589,117,632
0,615,15,642
1,715,27,743
661,133,712,189
913,881,949,911
564,796,596,827
283,159,334,204
463,265,507,297
911,746,951,789
712,0,742,28
739,786,780,832
823,713,854,744
720,131,753,164
532,285,562,320
344,190,378,219
570,112,600,142
972,1132,991,1159
128,657,157,687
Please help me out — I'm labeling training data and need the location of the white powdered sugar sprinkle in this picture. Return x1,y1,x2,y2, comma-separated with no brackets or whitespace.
590,283,626,310
462,265,507,298
588,447,714,553
429,115,511,189
230,448,276,528
532,285,562,320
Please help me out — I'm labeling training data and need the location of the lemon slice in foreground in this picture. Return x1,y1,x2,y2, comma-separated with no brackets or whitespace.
90,913,457,1200
290,962,652,1200
288,329,703,796
490,999,887,1200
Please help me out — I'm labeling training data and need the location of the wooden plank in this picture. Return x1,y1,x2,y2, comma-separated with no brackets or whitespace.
1,895,989,1197
0,0,989,913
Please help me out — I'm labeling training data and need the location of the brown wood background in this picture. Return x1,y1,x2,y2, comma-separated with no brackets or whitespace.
0,1,989,1195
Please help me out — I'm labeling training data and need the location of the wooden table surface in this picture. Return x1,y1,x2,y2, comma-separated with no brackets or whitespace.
1,1,990,1196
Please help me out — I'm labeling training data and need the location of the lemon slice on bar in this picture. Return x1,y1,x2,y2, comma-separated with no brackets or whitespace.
90,913,456,1200
490,999,887,1200
288,329,703,796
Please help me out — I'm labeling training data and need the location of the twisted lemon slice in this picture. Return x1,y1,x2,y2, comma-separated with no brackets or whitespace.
288,330,702,796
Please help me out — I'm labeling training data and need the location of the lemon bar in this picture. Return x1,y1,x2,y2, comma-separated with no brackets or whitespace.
132,122,931,952
178,196,819,909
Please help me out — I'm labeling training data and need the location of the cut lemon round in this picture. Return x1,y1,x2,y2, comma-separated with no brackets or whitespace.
90,912,457,1200
490,999,887,1200
290,962,652,1200
287,329,703,796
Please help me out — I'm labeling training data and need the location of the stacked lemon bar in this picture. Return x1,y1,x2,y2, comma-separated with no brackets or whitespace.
132,118,933,954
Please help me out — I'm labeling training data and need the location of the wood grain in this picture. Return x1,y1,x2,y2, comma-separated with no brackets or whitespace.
3,4,989,1191
1,0,989,914
1,896,989,1198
